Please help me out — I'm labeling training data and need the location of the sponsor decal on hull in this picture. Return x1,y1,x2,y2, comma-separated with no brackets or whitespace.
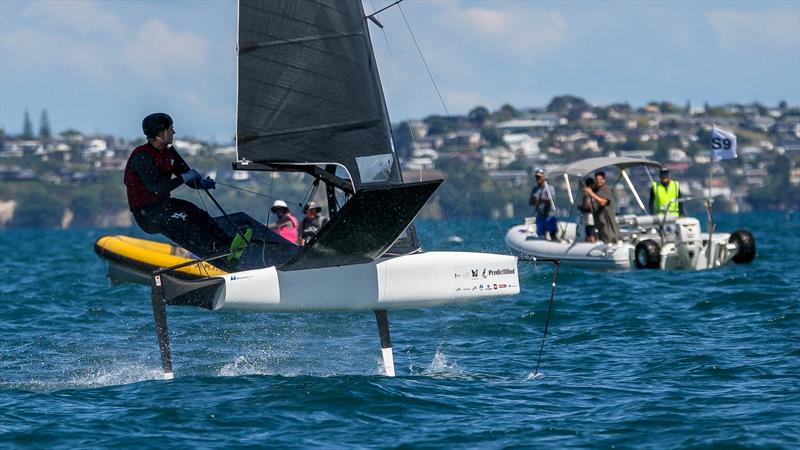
488,268,515,276
454,265,518,296
229,274,254,281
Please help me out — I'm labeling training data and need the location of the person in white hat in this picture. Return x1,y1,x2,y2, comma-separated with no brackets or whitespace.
529,168,558,240
268,200,299,244
300,201,329,245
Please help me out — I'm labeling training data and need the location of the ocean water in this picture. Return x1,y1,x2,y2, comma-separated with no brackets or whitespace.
1,212,798,448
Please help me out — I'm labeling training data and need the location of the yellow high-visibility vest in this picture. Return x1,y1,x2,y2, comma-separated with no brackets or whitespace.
652,180,680,216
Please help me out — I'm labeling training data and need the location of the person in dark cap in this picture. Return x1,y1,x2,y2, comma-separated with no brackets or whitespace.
300,201,329,245
649,168,684,217
529,168,558,240
124,113,249,264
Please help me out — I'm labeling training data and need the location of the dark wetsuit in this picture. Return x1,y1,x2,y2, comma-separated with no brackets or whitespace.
124,143,229,258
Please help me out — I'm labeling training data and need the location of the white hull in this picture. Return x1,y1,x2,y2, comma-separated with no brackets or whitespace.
506,217,749,272
214,251,520,312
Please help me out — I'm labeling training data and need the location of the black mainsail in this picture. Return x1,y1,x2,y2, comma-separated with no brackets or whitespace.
236,0,402,189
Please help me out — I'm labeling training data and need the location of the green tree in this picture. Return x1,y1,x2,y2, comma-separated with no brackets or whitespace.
69,189,103,226
436,159,499,217
39,109,51,140
21,109,34,139
546,95,589,115
482,127,505,147
9,185,67,228
424,115,459,135
658,102,681,114
468,106,490,128
655,134,682,161
60,129,82,139
748,154,799,209
494,104,518,122
392,121,414,160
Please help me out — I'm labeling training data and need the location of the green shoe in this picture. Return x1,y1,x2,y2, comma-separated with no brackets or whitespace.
227,228,252,264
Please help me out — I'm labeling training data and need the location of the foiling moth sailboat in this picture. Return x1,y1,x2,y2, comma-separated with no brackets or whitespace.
96,0,525,379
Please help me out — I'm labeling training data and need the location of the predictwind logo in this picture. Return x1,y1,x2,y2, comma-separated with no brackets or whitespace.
488,268,515,276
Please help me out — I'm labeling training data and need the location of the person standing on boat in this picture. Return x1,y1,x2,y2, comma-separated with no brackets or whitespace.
580,177,598,243
583,170,620,244
124,113,250,261
529,168,558,240
649,168,684,217
299,201,328,245
269,200,299,244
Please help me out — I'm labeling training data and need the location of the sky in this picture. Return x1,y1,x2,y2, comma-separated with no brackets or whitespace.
1,0,798,142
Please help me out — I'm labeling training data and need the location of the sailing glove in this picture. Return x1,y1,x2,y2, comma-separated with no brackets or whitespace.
181,169,202,185
200,177,216,190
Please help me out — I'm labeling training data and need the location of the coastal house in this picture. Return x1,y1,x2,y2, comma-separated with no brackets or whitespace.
211,145,236,155
1,140,41,157
743,167,768,188
444,130,481,151
745,116,776,133
790,164,800,186
82,138,108,159
495,117,559,135
488,170,528,187
413,135,444,151
406,120,429,140
172,139,203,156
502,133,541,158
481,147,517,170
402,156,436,172
668,148,689,162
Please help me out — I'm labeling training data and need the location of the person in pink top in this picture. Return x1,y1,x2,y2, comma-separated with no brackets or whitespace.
269,200,299,244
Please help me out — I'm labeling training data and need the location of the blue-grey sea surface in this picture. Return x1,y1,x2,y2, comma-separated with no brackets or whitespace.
1,212,798,448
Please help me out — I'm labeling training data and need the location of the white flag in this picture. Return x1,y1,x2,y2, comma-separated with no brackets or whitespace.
711,126,737,160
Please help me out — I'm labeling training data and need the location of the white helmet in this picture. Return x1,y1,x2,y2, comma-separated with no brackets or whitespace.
271,200,289,212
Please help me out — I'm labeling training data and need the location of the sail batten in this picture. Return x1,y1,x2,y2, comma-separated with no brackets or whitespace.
239,72,372,117
240,33,364,53
239,119,380,144
237,0,401,187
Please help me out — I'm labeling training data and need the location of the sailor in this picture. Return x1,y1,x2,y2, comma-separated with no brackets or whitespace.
649,168,684,217
124,113,249,261
300,201,328,245
529,168,558,240
583,170,621,244
269,200,299,244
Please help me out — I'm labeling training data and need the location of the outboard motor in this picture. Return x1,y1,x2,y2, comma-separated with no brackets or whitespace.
673,217,702,267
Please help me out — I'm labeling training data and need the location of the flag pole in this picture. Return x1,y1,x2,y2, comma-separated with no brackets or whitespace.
706,159,715,269
706,124,737,268
706,126,717,269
